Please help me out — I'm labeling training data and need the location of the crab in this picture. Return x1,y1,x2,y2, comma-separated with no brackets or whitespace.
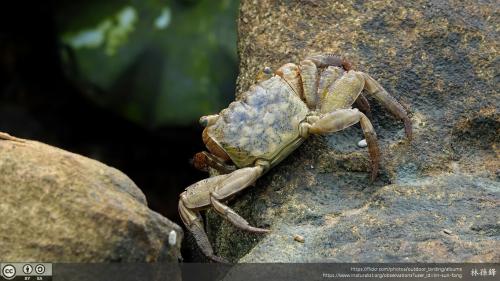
179,54,412,262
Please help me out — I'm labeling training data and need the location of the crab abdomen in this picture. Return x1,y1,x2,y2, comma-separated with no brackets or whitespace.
207,76,309,167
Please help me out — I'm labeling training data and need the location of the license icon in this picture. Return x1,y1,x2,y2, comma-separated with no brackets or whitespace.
23,264,33,274
2,264,16,279
35,264,46,274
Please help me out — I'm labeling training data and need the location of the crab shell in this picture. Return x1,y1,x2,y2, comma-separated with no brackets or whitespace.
206,76,309,168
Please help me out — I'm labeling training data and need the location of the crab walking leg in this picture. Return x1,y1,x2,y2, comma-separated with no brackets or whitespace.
320,71,365,113
354,93,372,117
210,194,270,233
306,108,380,181
305,53,351,70
361,72,412,139
178,200,227,263
299,59,319,109
179,164,267,261
276,63,303,98
211,164,265,196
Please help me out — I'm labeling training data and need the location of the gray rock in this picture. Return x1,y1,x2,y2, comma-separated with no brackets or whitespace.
0,133,182,262
205,0,499,262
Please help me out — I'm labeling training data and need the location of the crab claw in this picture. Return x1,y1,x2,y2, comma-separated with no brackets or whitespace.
199,114,219,127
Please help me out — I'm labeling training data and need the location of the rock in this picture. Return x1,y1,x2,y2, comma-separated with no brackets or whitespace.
205,0,499,262
0,132,182,262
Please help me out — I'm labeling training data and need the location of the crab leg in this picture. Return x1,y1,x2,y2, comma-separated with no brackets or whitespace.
178,200,226,263
276,63,303,98
305,108,380,181
305,53,350,70
179,163,268,262
354,93,372,117
210,194,269,233
299,59,319,109
319,71,365,113
361,72,412,139
304,54,370,114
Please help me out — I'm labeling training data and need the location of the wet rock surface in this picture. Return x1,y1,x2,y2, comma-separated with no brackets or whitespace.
0,133,182,262
206,0,499,262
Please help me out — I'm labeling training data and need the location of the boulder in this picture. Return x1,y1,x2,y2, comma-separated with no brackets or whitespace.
206,0,499,262
0,132,182,262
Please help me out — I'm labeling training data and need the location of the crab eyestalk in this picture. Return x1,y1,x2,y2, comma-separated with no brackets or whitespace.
256,66,274,82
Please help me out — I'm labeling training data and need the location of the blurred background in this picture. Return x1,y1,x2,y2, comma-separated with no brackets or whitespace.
0,0,239,223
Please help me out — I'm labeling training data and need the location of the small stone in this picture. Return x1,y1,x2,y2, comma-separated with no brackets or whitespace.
293,234,305,243
168,230,177,246
357,139,367,148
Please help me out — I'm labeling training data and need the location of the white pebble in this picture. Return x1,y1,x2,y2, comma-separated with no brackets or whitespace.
168,230,177,246
357,139,368,148
443,229,453,235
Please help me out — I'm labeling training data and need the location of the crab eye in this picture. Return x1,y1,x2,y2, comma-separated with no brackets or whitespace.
263,66,272,74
